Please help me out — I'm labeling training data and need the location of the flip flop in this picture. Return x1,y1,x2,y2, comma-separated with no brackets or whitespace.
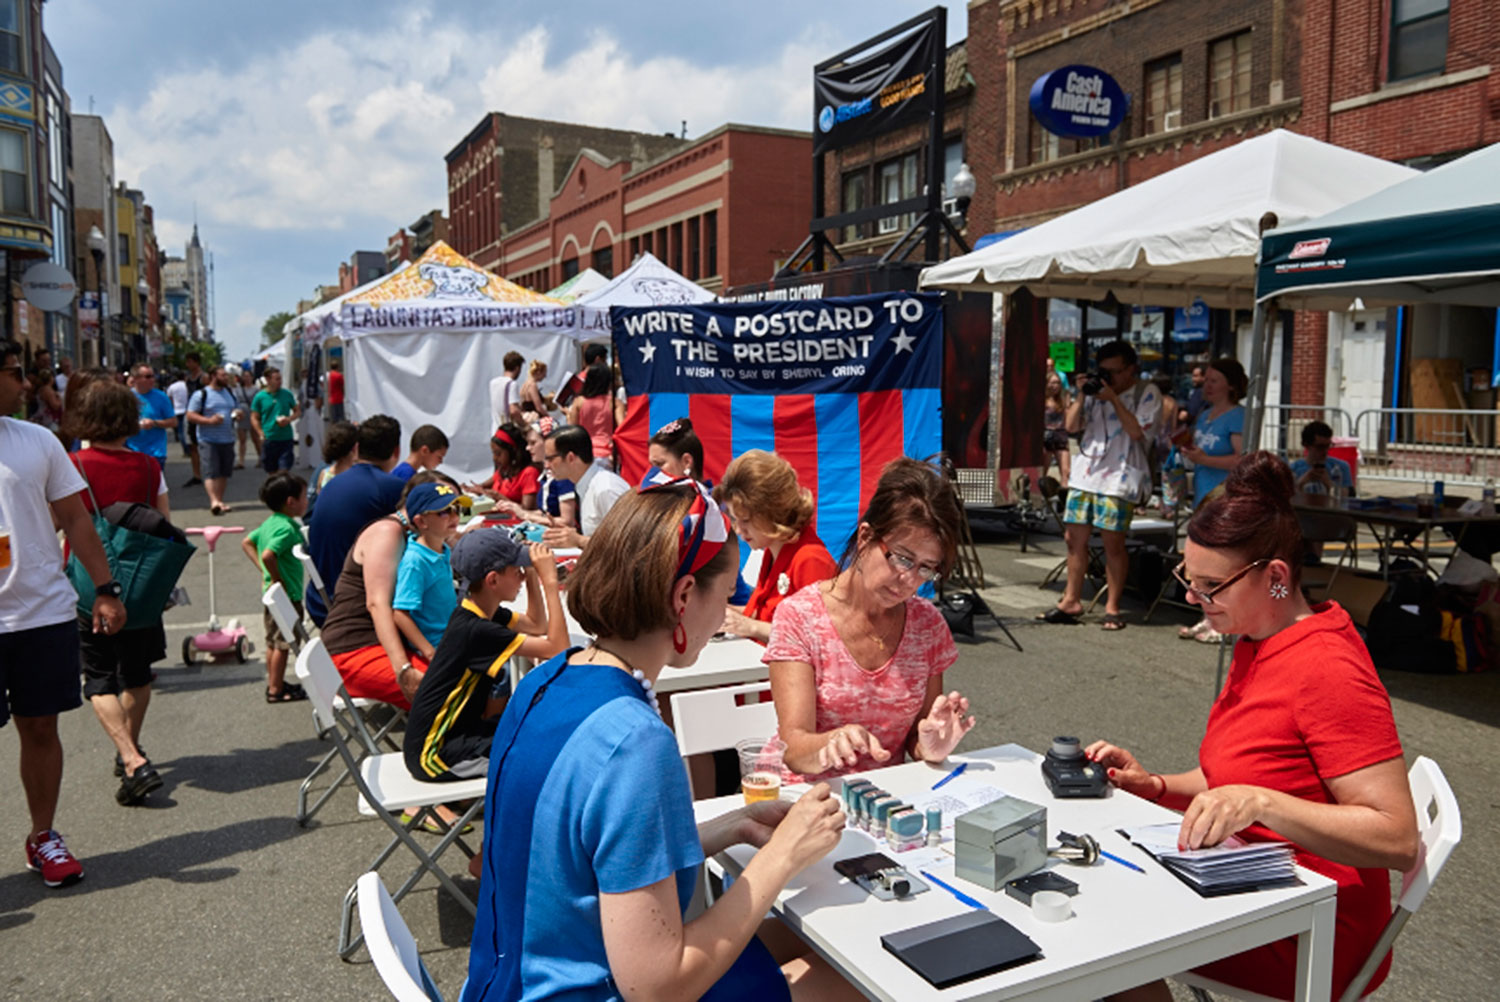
1036,607,1082,625
210,504,225,516
265,684,308,703
1100,613,1128,631
400,810,474,836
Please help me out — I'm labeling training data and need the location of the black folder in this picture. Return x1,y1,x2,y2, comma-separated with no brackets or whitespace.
880,911,1042,989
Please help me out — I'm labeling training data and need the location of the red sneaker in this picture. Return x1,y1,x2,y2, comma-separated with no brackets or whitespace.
25,829,84,888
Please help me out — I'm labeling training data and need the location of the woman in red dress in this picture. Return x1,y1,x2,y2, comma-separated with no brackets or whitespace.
714,449,836,644
466,423,538,511
1088,452,1419,1002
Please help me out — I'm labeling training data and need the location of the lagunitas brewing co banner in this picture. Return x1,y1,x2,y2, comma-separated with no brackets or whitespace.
813,16,940,156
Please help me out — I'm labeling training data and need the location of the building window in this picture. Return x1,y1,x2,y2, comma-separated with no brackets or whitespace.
1144,54,1183,134
703,210,718,277
560,256,578,281
629,235,640,263
686,216,700,280
0,0,21,76
118,232,130,265
841,170,869,242
943,139,964,195
1029,117,1062,165
592,244,613,279
1390,0,1448,81
877,152,918,235
1209,32,1252,118
0,127,26,215
671,221,684,274
46,92,64,191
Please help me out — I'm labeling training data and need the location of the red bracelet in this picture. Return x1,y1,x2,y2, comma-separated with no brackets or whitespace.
1148,773,1168,803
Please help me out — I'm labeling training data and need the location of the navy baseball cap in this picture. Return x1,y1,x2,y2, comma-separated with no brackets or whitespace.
405,481,470,518
452,527,532,585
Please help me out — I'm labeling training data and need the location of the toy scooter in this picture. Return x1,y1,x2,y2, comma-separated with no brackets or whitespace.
182,526,253,664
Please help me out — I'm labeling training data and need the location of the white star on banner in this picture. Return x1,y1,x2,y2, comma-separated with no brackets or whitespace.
892,328,915,354
639,341,657,364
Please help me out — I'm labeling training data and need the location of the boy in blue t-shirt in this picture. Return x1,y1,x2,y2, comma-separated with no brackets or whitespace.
393,481,469,660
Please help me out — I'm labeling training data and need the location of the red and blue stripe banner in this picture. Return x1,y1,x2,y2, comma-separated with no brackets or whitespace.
613,292,943,558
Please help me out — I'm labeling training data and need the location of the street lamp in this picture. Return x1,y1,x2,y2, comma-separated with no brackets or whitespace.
950,162,976,223
86,226,106,367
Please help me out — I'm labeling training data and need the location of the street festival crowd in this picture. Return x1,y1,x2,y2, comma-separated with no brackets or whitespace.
0,334,1422,1002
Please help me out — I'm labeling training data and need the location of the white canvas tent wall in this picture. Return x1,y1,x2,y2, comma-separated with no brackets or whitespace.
546,267,610,303
255,333,290,369
313,242,588,483
918,129,1419,442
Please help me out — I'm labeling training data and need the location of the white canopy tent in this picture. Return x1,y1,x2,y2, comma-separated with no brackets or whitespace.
919,129,1420,443
546,267,611,303
293,241,591,483
255,333,290,369
577,251,715,310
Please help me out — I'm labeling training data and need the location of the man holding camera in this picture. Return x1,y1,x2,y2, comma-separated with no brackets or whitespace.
1041,340,1159,631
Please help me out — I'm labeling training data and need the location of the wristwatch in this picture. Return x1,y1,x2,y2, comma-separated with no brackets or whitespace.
96,580,124,599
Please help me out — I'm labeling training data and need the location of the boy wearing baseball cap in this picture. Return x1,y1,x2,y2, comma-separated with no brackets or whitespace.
404,529,568,785
392,481,470,660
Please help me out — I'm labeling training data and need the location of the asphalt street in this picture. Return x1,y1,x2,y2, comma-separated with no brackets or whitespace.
1,451,1496,1001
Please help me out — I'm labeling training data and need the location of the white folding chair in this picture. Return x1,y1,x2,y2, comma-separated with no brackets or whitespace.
297,639,486,959
356,872,446,1002
1177,755,1462,1002
293,542,330,610
268,585,404,826
669,681,777,914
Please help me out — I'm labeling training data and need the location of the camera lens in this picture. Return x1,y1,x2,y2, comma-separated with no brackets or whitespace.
1050,736,1083,759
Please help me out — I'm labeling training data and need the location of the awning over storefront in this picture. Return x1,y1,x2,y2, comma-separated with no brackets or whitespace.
1256,140,1500,310
918,129,1418,308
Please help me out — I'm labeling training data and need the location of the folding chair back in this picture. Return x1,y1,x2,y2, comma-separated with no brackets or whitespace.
262,583,302,644
296,638,345,735
293,542,329,607
669,681,776,761
356,872,445,1002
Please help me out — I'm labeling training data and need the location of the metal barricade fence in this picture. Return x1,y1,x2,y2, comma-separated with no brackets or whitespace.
1352,408,1500,486
1254,405,1354,460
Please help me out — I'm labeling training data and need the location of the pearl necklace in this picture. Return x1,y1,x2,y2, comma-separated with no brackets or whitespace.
589,644,661,718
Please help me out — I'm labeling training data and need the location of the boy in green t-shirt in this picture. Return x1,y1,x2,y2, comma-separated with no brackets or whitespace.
241,471,309,702
251,366,301,474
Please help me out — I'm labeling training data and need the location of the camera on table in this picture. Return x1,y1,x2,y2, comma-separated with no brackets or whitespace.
1080,371,1107,396
1040,736,1110,798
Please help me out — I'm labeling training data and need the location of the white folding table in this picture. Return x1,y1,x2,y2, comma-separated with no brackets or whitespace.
694,744,1338,1002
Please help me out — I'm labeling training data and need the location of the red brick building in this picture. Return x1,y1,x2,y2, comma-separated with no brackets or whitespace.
445,114,689,274
499,124,812,295
957,0,1498,409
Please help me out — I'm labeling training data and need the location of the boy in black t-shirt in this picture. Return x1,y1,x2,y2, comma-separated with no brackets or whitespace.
403,529,568,785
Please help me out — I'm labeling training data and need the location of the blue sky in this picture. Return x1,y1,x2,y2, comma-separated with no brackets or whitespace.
46,2,968,359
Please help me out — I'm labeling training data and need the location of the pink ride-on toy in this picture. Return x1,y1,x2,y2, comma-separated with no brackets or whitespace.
182,526,253,665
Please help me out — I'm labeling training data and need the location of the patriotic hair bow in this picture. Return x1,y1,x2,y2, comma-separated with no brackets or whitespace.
640,471,730,581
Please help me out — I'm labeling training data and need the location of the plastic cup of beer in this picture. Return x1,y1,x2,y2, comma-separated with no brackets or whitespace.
0,526,9,570
737,738,786,805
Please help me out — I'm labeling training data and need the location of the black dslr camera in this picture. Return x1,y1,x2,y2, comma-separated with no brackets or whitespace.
1041,737,1110,798
1080,371,1106,396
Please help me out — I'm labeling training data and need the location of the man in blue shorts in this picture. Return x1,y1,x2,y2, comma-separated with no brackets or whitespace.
0,340,128,888
1042,340,1159,632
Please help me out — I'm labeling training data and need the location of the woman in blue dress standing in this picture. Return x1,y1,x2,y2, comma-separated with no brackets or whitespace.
1179,357,1246,643
462,477,859,1002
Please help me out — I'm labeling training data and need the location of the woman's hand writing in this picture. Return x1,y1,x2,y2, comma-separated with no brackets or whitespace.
915,691,976,762
817,724,890,773
1178,785,1268,850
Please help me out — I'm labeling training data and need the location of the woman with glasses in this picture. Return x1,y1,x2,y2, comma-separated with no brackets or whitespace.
1086,452,1418,1002
766,458,976,780
714,449,836,645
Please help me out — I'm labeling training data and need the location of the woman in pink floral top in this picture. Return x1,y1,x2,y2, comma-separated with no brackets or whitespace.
765,459,976,782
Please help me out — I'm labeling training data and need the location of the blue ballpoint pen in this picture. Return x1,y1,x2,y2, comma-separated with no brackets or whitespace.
932,762,968,789
1099,849,1147,874
921,870,989,911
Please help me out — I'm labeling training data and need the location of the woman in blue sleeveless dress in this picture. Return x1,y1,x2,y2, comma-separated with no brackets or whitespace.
462,478,860,1002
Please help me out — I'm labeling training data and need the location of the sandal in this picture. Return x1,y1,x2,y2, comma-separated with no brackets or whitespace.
400,810,474,836
1036,607,1083,625
265,683,308,703
1100,613,1128,631
1195,627,1225,644
1178,618,1214,640
211,504,225,516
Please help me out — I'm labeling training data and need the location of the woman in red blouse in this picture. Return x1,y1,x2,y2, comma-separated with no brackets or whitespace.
466,423,538,510
714,449,837,644
64,372,172,807
1088,452,1418,1002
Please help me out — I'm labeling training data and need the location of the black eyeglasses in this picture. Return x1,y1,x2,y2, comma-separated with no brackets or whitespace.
1172,558,1269,606
878,540,942,583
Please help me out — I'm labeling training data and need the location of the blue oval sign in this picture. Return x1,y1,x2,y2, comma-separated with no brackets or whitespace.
1029,65,1128,139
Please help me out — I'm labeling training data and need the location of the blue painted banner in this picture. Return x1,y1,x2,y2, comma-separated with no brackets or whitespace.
613,292,943,558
